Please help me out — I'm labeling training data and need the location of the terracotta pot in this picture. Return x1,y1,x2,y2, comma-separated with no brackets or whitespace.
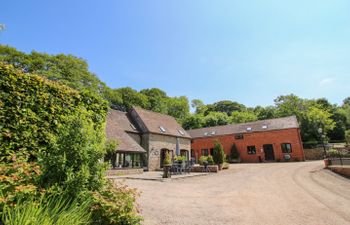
323,159,330,168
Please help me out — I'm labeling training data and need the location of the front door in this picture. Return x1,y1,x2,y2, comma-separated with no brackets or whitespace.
263,144,275,161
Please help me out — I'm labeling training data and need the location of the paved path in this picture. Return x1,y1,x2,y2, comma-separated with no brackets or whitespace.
125,161,350,225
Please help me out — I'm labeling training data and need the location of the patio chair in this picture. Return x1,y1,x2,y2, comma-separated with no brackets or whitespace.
185,160,194,173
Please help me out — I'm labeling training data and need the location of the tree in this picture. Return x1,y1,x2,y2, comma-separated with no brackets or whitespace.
343,97,350,107
114,87,149,110
191,99,206,114
182,114,205,130
166,96,190,121
205,100,245,115
212,141,226,165
254,106,277,120
230,111,258,124
345,130,350,145
230,144,240,160
203,112,229,127
303,106,336,141
140,88,168,114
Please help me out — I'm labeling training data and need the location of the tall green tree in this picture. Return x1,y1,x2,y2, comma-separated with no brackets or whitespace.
230,111,258,124
140,88,168,113
114,87,149,110
166,96,190,121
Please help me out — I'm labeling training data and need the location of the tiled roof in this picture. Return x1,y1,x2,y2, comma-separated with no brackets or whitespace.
187,116,299,139
131,107,191,138
106,110,146,153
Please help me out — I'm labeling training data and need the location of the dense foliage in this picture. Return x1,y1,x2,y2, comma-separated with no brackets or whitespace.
0,64,141,224
2,45,348,144
212,141,226,165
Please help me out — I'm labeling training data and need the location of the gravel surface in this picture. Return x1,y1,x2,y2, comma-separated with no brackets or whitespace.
125,161,350,225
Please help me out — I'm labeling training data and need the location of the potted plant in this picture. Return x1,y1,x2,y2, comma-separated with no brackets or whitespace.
230,144,241,163
162,151,172,178
212,140,226,170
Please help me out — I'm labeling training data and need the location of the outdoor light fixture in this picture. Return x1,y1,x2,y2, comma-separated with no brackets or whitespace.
318,128,327,158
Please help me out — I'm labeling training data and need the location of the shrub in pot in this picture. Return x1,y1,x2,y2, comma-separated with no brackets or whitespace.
162,152,172,178
212,141,226,170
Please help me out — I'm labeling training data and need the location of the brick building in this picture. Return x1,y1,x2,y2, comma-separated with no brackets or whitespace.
187,116,305,162
106,107,191,171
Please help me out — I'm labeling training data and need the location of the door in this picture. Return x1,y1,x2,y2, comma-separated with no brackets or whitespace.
263,144,275,161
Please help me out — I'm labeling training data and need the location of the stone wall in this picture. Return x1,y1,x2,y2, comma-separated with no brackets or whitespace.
304,148,325,160
147,133,191,170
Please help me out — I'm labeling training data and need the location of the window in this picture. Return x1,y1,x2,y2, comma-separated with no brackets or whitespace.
178,130,185,135
210,148,214,155
210,131,216,135
281,143,292,153
247,146,256,154
235,134,244,140
262,125,268,129
201,149,209,156
246,127,252,131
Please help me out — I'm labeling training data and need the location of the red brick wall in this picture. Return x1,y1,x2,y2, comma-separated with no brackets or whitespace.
191,128,304,163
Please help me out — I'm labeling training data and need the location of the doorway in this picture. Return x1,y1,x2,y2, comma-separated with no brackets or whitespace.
263,144,275,161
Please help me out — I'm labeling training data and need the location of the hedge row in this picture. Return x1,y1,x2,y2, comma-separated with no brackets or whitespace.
0,62,108,162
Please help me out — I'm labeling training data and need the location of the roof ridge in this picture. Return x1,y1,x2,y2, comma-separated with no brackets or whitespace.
132,106,177,120
187,115,298,132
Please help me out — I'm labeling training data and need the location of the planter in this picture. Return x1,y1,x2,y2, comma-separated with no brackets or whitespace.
218,164,223,170
323,158,330,168
163,165,171,178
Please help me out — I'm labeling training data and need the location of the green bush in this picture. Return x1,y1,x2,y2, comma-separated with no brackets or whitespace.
230,144,240,160
212,141,226,165
163,151,172,165
174,155,186,162
1,195,91,225
198,156,207,165
207,155,214,165
222,162,230,170
0,64,141,224
89,181,142,225
346,130,350,145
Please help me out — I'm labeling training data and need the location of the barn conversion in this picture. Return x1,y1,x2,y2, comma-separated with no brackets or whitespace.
106,107,305,171
187,116,305,162
106,107,191,171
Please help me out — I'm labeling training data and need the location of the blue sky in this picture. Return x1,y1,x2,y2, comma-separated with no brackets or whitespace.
1,0,350,107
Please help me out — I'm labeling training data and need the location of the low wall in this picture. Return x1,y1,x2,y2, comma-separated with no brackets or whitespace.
106,168,143,176
328,166,350,178
304,148,324,160
191,165,218,173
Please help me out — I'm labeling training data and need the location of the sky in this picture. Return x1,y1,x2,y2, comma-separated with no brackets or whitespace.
1,0,350,107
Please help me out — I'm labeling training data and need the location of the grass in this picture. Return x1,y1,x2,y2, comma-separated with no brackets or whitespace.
1,195,91,225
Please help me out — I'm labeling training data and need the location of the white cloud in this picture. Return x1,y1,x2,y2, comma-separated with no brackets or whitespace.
319,78,334,86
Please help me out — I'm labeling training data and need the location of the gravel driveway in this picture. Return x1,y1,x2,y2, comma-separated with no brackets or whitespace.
125,161,350,225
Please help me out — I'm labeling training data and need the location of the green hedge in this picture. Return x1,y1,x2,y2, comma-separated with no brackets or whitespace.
0,62,107,162
0,63,141,224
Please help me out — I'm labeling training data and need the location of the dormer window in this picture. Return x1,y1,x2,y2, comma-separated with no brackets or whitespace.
204,132,209,136
262,125,268,129
159,126,166,133
211,131,216,135
246,127,252,131
178,130,185,135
